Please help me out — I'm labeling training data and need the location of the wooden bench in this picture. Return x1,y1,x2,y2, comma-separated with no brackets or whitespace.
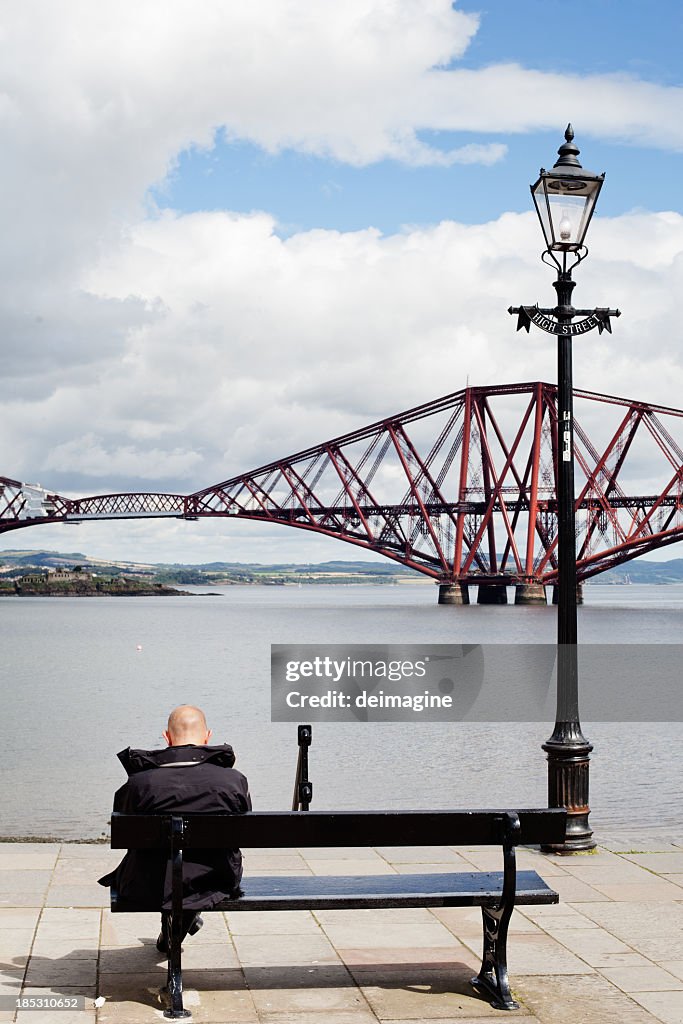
110,807,565,1018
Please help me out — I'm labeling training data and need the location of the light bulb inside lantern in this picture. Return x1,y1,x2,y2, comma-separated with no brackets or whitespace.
559,211,572,242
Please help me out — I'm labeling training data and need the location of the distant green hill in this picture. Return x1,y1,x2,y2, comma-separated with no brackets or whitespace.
0,549,89,565
159,558,411,575
2,550,683,583
594,559,683,584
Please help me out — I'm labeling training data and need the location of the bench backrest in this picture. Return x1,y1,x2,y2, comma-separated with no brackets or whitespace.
111,808,566,850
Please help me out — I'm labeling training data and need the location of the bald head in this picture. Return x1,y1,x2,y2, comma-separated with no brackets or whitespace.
164,705,212,746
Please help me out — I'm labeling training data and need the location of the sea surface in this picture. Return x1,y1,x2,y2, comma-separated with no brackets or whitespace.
1,582,681,839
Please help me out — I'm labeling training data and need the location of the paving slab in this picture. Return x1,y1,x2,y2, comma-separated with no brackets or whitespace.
0,845,61,857
630,990,683,1024
519,912,600,934
588,880,683,902
0,872,52,893
432,906,541,935
546,874,611,902
243,964,364,1015
622,852,683,872
246,868,313,877
242,854,308,870
376,848,469,865
179,941,240,970
462,932,594,976
100,909,165,947
0,965,26,988
539,849,625,868
0,854,58,871
44,885,110,908
29,939,98,960
240,848,300,858
457,850,568,877
180,988,259,1023
552,862,656,884
297,848,389,861
0,910,40,928
551,926,639,966
36,908,101,942
306,859,399,876
515,974,662,1023
338,944,477,968
628,936,683,961
574,899,683,936
0,931,37,956
51,845,112,859
24,954,98,987
96,972,175,1022
376,1019,540,1024
233,932,342,967
393,864,476,875
600,963,683,993
516,902,598,924
98,945,168,974
600,835,681,854
226,909,323,935
0,954,28,978
313,908,456,949
51,860,113,884
353,965,517,1019
0,895,48,909
252,1012,378,1024
660,961,683,982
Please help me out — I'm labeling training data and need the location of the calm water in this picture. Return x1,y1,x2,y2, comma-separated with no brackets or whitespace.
1,582,681,839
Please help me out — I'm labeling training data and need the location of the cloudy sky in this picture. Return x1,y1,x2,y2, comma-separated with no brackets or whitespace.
1,0,682,564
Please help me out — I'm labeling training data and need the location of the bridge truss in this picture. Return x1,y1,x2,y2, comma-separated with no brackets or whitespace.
1,381,682,586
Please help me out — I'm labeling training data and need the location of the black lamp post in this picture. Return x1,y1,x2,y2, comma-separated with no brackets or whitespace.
510,126,620,853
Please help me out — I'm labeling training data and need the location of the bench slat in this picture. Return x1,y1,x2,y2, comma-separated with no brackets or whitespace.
112,869,558,913
111,808,566,849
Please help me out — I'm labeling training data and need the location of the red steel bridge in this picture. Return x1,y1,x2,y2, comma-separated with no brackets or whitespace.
1,382,682,601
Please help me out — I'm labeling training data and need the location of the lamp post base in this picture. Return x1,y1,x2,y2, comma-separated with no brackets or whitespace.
541,735,596,853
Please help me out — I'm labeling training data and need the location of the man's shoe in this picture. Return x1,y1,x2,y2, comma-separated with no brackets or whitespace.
187,914,203,936
156,931,168,954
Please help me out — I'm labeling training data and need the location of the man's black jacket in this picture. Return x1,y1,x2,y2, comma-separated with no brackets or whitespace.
98,743,251,910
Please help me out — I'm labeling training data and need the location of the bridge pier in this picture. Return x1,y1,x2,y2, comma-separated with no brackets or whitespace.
515,583,548,606
552,583,584,606
438,583,470,605
476,584,508,605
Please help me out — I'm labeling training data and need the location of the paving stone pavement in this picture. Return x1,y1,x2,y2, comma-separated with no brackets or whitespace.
0,830,681,1023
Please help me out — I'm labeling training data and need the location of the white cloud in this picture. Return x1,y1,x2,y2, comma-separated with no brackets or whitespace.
44,434,203,481
0,0,681,217
6,206,681,501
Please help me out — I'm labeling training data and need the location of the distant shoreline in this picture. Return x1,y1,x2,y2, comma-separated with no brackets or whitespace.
3,550,683,587
0,581,191,597
0,835,108,844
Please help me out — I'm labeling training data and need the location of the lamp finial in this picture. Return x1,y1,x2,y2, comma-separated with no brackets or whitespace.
555,125,581,169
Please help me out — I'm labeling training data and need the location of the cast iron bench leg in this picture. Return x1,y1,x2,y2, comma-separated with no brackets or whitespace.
470,811,520,1011
163,816,191,1019
471,903,518,1011
164,910,190,1018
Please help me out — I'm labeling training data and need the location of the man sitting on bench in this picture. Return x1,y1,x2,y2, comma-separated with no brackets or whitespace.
98,704,251,953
